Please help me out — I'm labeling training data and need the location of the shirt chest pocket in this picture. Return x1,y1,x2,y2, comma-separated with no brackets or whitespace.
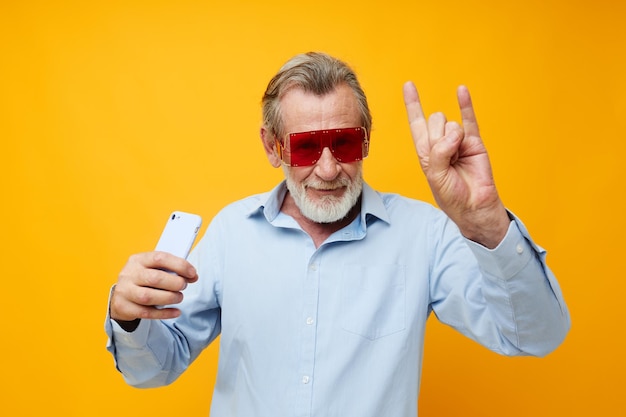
340,263,406,340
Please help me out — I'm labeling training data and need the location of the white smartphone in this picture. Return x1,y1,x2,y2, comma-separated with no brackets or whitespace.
155,211,202,259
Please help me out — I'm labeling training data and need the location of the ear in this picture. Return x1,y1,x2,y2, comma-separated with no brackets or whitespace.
260,126,282,168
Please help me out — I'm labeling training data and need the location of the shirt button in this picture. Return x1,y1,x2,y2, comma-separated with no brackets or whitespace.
309,264,318,272
306,317,314,325
302,375,310,384
516,243,524,254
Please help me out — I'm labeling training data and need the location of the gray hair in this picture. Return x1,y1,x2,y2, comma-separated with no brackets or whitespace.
261,52,372,138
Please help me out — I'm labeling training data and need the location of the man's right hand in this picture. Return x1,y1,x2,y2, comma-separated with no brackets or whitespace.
110,251,198,327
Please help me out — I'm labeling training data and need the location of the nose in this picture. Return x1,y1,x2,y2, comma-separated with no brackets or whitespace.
314,147,341,181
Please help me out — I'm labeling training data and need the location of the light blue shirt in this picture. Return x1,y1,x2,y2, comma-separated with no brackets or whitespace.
106,181,570,417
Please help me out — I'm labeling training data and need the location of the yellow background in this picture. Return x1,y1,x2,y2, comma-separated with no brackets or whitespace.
1,0,624,415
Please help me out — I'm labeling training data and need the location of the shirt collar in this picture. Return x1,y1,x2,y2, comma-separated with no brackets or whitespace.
247,180,391,226
359,181,391,226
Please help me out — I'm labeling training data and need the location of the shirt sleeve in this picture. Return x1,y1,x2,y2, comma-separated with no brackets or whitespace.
429,211,570,357
104,295,171,386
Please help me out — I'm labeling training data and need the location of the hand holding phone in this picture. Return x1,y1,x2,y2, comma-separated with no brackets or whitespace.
110,211,202,325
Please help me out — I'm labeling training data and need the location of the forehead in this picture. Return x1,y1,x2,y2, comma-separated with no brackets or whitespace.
279,84,361,134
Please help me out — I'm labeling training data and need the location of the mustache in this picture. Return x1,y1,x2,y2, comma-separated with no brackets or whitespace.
304,176,351,190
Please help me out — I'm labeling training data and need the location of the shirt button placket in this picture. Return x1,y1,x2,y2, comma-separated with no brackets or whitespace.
296,255,320,416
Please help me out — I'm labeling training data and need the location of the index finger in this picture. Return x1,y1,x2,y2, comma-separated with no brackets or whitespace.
150,251,198,282
457,85,480,137
403,81,426,126
403,81,430,148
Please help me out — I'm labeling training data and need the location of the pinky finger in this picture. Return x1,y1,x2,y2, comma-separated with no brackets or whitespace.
137,306,182,320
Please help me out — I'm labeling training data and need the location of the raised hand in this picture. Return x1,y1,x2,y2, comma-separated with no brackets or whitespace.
402,82,509,248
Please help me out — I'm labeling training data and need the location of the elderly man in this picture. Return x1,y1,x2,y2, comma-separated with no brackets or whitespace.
106,52,569,417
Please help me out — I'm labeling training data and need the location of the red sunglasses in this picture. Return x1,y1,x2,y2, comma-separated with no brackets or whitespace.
275,127,369,167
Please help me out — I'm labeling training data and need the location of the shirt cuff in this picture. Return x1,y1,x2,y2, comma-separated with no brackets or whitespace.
111,318,152,348
464,216,534,280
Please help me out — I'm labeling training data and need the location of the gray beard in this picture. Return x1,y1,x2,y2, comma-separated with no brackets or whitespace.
283,164,363,224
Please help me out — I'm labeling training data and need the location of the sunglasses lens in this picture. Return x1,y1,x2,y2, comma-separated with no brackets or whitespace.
332,128,366,162
289,132,322,167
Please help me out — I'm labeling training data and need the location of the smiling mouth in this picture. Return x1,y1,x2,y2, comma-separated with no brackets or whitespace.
306,178,348,190
314,185,343,191
308,184,346,193
307,187,346,201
